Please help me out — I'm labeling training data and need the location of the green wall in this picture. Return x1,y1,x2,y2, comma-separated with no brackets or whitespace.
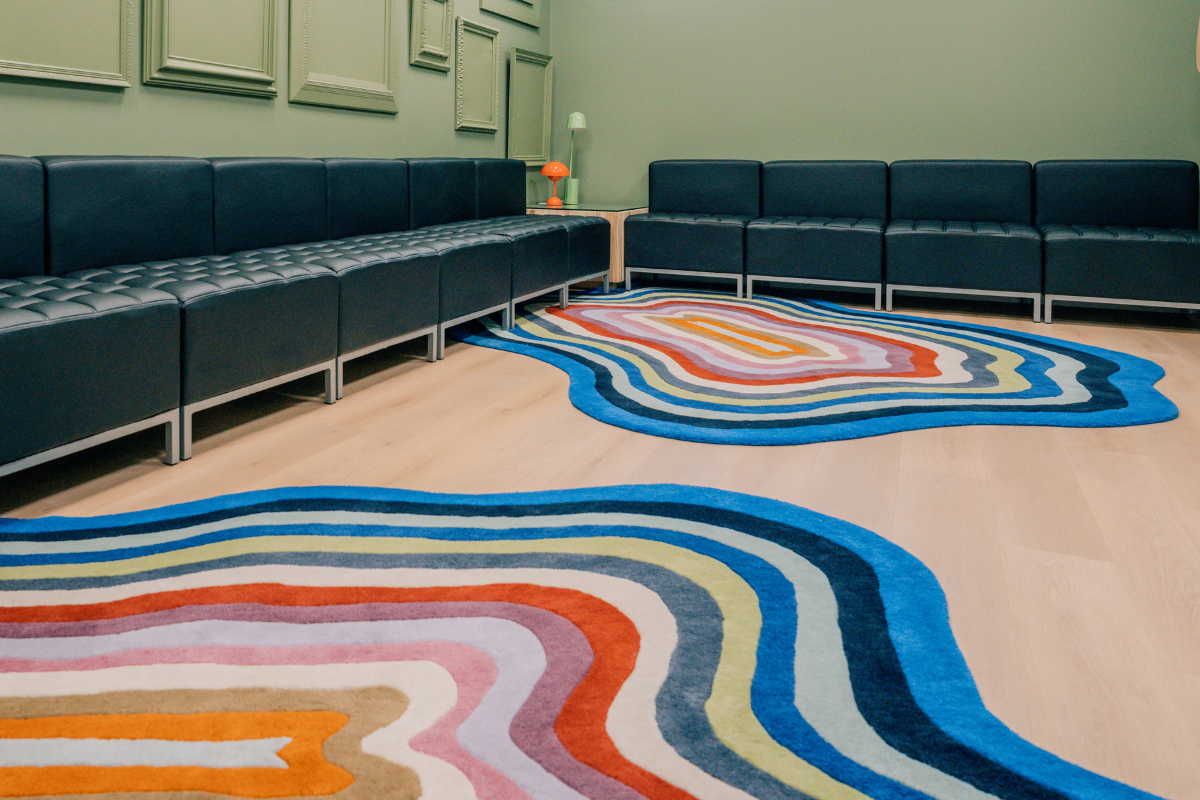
0,2,550,161
548,0,1200,206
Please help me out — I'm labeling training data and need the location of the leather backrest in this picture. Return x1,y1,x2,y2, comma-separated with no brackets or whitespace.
211,158,326,254
408,158,477,229
890,160,1032,223
1035,160,1199,230
0,156,45,278
39,156,214,276
325,158,409,239
649,160,761,217
475,158,526,219
762,160,888,219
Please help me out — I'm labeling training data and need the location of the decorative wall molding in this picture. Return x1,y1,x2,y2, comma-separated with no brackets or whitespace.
409,0,453,72
506,48,552,165
143,0,277,97
0,0,135,87
479,0,540,29
454,17,499,133
290,0,400,114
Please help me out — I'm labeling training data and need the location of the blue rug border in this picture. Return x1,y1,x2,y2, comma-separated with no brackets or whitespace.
0,483,1165,800
454,289,1178,446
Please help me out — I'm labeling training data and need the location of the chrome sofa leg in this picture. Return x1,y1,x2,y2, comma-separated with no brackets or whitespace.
426,330,437,362
324,363,337,404
164,413,180,465
181,407,195,461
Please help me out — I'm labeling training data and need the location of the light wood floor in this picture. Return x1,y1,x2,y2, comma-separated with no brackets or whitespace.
4,297,1200,800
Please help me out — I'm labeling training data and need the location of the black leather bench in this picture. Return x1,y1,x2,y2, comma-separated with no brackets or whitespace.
885,160,1043,321
624,159,761,296
1037,160,1200,323
0,156,181,477
746,160,887,309
1,154,613,477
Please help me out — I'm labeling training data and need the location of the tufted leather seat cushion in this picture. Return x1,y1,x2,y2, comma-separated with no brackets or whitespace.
886,219,1042,293
1042,224,1200,303
1042,225,1200,244
0,277,179,466
0,277,175,332
70,254,337,303
746,216,884,283
625,212,749,276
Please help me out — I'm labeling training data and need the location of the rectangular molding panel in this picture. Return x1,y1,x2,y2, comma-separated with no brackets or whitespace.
455,17,499,133
0,0,134,87
409,0,453,72
290,0,400,114
143,0,277,96
507,48,552,164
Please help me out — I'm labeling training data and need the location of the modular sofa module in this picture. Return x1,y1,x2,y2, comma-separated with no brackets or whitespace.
0,156,610,478
624,159,761,296
884,160,1043,321
1036,160,1200,323
746,160,888,309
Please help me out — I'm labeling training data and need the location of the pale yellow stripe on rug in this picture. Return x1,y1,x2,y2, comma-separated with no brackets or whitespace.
2,536,868,800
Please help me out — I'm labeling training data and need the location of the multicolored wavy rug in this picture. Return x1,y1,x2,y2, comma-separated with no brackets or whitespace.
454,289,1177,444
0,485,1164,800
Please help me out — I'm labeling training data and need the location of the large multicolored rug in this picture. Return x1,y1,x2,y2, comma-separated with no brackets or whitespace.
0,485,1165,800
454,289,1177,444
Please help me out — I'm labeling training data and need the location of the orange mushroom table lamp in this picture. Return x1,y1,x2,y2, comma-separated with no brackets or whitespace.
541,161,569,207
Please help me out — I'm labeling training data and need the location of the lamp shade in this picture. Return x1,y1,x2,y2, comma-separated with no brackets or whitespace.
566,112,587,131
541,161,569,178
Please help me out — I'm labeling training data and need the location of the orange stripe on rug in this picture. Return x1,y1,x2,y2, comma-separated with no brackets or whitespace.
0,711,351,797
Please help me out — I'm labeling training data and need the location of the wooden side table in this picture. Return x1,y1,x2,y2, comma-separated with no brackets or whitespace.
527,202,648,283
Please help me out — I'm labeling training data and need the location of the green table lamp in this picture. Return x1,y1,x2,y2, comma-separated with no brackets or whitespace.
565,112,586,205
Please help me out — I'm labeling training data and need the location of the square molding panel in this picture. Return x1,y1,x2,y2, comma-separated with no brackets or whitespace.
410,0,453,72
290,0,400,114
0,0,134,87
144,0,277,96
454,17,499,133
